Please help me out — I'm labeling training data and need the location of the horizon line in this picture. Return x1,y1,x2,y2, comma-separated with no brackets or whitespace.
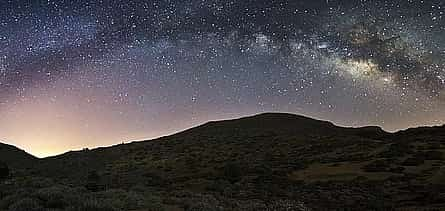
2,111,444,159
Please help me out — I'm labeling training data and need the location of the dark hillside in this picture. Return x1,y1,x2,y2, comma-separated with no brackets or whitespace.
1,113,444,210
0,143,37,169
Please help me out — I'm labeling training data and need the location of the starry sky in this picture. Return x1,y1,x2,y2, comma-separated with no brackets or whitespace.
0,0,444,157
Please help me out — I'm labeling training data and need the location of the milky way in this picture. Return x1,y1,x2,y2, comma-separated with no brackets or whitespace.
0,0,444,156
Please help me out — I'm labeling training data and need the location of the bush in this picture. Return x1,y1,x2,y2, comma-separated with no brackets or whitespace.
90,189,165,210
422,151,444,160
0,162,9,180
378,143,412,158
362,160,390,172
0,180,165,211
389,166,405,173
182,194,223,211
65,199,117,211
94,189,146,210
267,199,311,211
86,171,102,192
221,162,243,184
8,198,44,211
402,157,424,166
35,185,82,209
143,195,165,211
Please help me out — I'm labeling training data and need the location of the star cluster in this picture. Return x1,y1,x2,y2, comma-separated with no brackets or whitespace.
0,0,444,157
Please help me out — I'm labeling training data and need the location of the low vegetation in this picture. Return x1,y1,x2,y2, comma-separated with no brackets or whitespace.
1,113,444,210
0,162,8,181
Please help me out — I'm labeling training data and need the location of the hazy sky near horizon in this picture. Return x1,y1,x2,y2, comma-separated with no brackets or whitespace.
0,0,444,157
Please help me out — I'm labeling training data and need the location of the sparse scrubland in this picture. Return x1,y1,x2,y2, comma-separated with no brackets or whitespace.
1,113,445,210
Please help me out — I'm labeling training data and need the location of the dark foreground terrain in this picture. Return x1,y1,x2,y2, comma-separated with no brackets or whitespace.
1,113,445,210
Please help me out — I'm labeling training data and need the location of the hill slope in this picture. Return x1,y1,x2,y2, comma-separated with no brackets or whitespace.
1,113,445,210
0,143,37,169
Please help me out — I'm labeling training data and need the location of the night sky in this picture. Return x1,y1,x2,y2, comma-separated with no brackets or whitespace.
0,0,444,157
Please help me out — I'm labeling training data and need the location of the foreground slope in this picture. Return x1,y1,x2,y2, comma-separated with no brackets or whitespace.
1,113,445,210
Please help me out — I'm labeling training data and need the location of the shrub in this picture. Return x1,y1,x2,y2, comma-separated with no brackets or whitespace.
422,151,444,160
142,194,165,211
8,198,44,211
267,199,311,211
22,177,55,189
182,194,223,211
389,166,405,173
378,143,412,158
86,171,102,192
65,199,117,211
221,162,243,184
96,189,145,210
362,160,390,172
35,185,82,209
0,161,9,180
402,157,424,166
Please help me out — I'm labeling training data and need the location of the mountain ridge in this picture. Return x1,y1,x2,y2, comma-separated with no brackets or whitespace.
2,112,444,159
1,112,445,210
0,142,37,168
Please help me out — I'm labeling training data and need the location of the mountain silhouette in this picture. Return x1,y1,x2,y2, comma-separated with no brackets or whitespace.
1,113,444,210
0,143,37,169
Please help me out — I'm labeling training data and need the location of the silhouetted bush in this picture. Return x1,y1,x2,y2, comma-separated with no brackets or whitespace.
143,171,165,186
221,162,243,184
389,166,405,173
422,151,444,160
0,181,165,211
267,199,310,211
65,199,117,211
86,171,102,192
402,157,424,166
0,162,9,180
36,185,81,209
182,194,223,211
362,160,390,172
378,143,412,158
8,198,44,211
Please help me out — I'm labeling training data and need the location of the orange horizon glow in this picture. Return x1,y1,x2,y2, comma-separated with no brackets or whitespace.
2,97,443,158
